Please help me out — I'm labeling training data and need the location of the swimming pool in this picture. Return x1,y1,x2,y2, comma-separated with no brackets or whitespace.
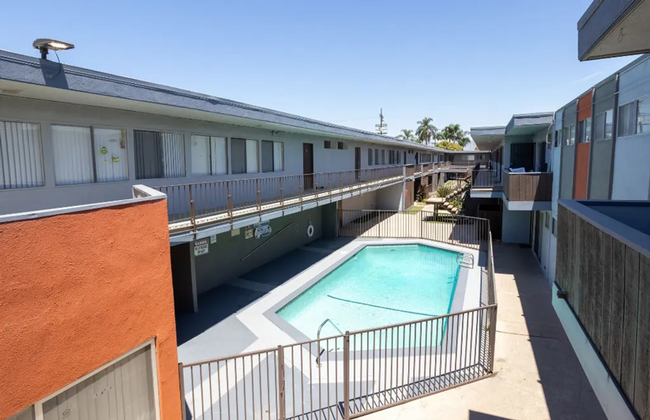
276,244,461,340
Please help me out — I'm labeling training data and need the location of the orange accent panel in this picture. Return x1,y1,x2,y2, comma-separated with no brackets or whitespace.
574,143,590,199
0,200,180,420
578,91,593,121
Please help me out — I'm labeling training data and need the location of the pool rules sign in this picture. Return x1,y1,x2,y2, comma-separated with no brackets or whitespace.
193,238,209,256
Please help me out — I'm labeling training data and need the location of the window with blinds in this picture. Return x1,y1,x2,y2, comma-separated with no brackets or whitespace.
134,130,185,179
191,135,227,175
52,125,129,185
231,138,260,174
0,121,44,189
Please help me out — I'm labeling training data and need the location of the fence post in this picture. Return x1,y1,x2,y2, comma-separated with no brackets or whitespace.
277,345,286,420
343,332,351,420
178,363,187,420
488,306,498,373
256,178,262,218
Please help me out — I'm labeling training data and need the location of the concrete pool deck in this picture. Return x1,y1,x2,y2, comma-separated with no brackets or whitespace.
364,243,606,420
177,236,482,364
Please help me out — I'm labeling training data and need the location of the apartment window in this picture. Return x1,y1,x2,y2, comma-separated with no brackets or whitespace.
388,150,394,164
134,130,184,180
368,148,373,166
594,111,614,141
338,141,346,150
618,101,638,137
191,135,227,175
638,98,650,134
53,125,129,185
397,151,401,164
375,149,379,164
261,140,283,173
565,125,576,146
0,121,44,189
562,127,569,146
231,138,258,174
578,118,591,143
552,218,557,237
381,150,386,164
554,129,561,147
324,140,332,149
467,154,475,162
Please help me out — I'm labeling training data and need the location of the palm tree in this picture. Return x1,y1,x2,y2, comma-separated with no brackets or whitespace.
438,124,471,148
416,118,438,145
396,129,416,142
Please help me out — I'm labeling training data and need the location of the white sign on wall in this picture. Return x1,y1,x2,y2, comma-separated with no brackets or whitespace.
245,226,254,239
255,221,272,239
194,239,209,256
210,234,217,244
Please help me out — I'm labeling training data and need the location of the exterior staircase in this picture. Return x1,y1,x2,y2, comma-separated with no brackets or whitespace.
440,182,470,215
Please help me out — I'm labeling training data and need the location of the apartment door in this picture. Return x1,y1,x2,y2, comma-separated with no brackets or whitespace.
303,143,314,190
354,147,361,181
510,143,534,171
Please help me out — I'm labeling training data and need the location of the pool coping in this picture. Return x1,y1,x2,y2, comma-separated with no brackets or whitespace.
263,238,478,351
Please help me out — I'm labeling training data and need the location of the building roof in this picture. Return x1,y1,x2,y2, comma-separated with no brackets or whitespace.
0,49,446,153
505,112,554,136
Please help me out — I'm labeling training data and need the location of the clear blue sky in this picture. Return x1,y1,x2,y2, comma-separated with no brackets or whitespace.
0,0,638,137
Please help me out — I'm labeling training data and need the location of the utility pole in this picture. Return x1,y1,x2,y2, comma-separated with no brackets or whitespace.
375,108,387,135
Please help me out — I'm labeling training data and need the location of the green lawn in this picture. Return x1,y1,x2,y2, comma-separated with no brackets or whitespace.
405,204,425,214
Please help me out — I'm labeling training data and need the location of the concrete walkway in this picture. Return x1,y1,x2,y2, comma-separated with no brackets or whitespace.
366,243,606,420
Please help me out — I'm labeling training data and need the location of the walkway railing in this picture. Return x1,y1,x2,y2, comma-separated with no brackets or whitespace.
178,210,497,420
157,166,404,233
471,161,502,188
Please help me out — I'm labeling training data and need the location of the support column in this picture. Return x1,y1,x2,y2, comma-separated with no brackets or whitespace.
170,242,199,313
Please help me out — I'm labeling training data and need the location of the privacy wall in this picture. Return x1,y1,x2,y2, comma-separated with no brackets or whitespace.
0,199,180,420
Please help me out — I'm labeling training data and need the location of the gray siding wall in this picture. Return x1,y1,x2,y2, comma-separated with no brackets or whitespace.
560,103,577,200
0,96,433,214
590,78,617,199
194,205,328,294
501,207,531,244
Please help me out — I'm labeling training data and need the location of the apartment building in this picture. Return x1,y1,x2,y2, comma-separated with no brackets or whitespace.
0,47,485,419
469,51,650,419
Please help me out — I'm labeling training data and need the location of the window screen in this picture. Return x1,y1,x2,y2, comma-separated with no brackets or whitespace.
261,140,274,173
246,139,258,173
0,121,44,189
594,113,606,141
381,150,385,164
52,125,94,185
324,140,331,149
231,138,247,174
94,128,128,182
368,148,373,165
273,142,283,172
135,130,184,179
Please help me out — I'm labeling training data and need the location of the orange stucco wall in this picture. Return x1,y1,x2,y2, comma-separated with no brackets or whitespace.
575,92,593,199
0,199,180,420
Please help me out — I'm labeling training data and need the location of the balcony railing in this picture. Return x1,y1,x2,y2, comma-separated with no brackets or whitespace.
471,162,503,188
157,166,404,233
503,170,552,202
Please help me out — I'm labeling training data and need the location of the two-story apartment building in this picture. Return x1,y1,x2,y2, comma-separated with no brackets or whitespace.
0,47,485,419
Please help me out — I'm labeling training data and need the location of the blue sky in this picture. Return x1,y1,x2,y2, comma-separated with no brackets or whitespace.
0,0,638,137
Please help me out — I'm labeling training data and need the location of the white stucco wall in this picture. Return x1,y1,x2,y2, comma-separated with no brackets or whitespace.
501,207,530,244
611,135,650,200
0,96,421,214
376,182,404,211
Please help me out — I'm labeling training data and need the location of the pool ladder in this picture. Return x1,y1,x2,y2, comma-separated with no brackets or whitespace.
457,253,474,269
315,319,344,367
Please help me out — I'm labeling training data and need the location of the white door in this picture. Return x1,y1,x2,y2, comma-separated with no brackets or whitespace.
41,345,157,420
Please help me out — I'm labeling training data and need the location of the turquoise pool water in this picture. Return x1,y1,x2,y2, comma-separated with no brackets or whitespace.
277,244,461,340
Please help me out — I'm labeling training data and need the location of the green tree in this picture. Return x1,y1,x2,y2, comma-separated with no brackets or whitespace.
415,118,438,145
396,129,416,142
434,140,463,151
438,124,471,148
